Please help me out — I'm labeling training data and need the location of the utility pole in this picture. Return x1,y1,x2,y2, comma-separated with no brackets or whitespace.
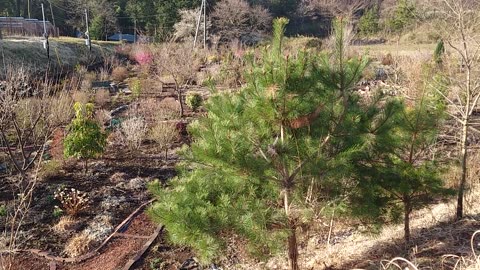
41,3,49,59
203,0,206,49
85,9,91,51
48,1,56,31
28,0,31,19
193,0,206,49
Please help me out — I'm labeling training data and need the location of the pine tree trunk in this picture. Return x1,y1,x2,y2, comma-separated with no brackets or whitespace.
84,159,88,174
284,188,299,270
404,197,412,244
288,220,299,270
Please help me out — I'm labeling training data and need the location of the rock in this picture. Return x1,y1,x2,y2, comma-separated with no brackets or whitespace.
110,105,129,117
109,172,128,184
100,195,126,211
179,258,200,270
127,177,148,190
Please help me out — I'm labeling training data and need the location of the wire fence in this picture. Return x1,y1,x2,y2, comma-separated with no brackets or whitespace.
0,17,59,38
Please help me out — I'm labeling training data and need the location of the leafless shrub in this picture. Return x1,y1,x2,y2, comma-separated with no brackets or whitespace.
54,188,89,216
111,66,129,82
211,0,272,43
0,66,61,269
94,89,111,107
158,98,181,120
95,109,111,129
135,98,160,122
120,117,147,150
150,121,177,160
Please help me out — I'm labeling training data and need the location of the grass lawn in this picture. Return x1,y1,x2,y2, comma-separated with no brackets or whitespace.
0,36,119,74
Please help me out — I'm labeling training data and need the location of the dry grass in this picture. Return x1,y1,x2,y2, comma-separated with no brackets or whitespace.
48,91,74,127
64,232,93,258
111,66,129,82
231,193,480,270
94,89,111,107
52,216,77,233
72,91,90,104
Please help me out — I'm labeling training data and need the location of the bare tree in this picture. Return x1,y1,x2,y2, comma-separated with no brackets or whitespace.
433,0,480,219
300,0,373,17
211,0,272,43
0,66,72,269
152,43,198,118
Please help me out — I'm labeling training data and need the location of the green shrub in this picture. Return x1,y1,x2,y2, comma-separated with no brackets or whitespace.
64,102,107,172
0,204,6,217
131,78,142,100
434,39,445,65
186,93,203,112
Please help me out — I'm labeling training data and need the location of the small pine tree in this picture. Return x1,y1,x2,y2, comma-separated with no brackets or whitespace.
351,68,453,243
387,0,416,33
358,7,379,36
64,102,106,172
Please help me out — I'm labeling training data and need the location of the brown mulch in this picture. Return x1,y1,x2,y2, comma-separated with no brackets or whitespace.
5,212,160,270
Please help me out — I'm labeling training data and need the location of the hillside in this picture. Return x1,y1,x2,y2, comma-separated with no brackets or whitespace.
0,37,118,74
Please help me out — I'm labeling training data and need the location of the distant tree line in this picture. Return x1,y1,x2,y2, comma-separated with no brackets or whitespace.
1,0,413,40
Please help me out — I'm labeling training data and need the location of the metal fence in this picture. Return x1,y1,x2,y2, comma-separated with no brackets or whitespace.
0,17,59,37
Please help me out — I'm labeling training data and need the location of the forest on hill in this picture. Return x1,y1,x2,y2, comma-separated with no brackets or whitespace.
0,0,424,41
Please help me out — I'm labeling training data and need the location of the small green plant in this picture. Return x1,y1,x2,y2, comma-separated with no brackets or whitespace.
53,206,64,218
131,78,142,100
186,93,203,112
64,102,107,172
54,188,89,216
149,258,165,270
46,194,55,204
0,204,7,217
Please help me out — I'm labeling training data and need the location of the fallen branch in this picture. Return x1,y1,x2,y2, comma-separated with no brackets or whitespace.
121,225,164,270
